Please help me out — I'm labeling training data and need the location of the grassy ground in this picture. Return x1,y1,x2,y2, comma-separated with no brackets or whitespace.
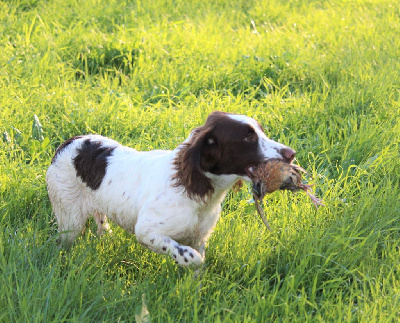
1,0,399,321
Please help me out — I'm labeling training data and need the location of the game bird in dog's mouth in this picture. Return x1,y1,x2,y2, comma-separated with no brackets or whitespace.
247,160,325,231
47,111,310,267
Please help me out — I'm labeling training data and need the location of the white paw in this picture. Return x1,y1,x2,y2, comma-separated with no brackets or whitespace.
172,244,203,267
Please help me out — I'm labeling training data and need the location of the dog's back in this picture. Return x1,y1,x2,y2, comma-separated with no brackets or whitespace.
47,135,179,241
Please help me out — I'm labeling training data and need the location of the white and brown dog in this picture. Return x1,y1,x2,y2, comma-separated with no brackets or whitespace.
46,111,295,266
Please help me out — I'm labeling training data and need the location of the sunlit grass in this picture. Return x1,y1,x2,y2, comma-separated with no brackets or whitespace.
1,0,399,321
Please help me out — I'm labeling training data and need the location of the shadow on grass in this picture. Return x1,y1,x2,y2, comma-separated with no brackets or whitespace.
73,45,139,79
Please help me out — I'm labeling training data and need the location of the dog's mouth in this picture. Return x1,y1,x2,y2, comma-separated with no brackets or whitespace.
245,165,256,180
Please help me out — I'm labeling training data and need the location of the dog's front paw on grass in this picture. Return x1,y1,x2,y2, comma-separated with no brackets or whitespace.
172,245,203,267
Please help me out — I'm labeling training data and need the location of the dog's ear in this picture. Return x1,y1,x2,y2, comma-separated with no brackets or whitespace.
172,127,221,202
200,135,221,172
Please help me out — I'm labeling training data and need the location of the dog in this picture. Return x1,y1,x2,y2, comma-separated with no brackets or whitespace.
46,111,295,266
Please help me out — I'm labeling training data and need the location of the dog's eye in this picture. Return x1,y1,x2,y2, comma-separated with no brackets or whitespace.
243,128,257,142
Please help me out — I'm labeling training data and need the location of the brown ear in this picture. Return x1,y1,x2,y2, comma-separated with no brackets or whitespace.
172,128,220,202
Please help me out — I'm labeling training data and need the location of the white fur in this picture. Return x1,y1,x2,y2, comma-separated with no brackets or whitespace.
46,115,290,266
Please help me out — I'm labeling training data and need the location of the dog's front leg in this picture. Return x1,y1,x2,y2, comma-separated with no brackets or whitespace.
135,223,203,267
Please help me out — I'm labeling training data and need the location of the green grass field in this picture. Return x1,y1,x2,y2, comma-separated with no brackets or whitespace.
1,0,399,321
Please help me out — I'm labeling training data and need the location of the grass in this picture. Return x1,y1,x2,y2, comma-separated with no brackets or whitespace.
1,0,399,321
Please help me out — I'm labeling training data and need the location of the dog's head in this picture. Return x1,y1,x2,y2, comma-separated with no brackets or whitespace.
173,111,295,201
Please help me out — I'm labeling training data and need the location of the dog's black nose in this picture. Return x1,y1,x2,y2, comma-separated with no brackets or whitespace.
280,147,296,163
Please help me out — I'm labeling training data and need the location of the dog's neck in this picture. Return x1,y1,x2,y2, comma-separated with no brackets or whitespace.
206,173,240,190
199,173,242,205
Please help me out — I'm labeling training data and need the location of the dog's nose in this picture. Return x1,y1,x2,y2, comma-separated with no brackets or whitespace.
280,147,296,163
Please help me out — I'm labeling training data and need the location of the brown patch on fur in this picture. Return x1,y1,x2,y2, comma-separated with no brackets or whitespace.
172,125,219,202
73,139,116,190
51,135,83,164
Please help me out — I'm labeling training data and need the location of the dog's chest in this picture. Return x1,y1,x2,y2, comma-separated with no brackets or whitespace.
194,200,223,242
167,199,221,246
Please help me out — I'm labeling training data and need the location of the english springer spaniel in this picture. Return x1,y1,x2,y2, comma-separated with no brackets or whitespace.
46,111,295,266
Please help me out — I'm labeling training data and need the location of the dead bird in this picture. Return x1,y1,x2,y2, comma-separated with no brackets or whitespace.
247,160,325,230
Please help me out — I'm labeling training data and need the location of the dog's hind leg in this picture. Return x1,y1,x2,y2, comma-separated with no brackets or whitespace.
47,178,91,245
55,205,89,245
93,211,111,236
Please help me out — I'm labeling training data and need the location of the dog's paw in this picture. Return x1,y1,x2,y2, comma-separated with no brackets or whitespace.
172,244,203,267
